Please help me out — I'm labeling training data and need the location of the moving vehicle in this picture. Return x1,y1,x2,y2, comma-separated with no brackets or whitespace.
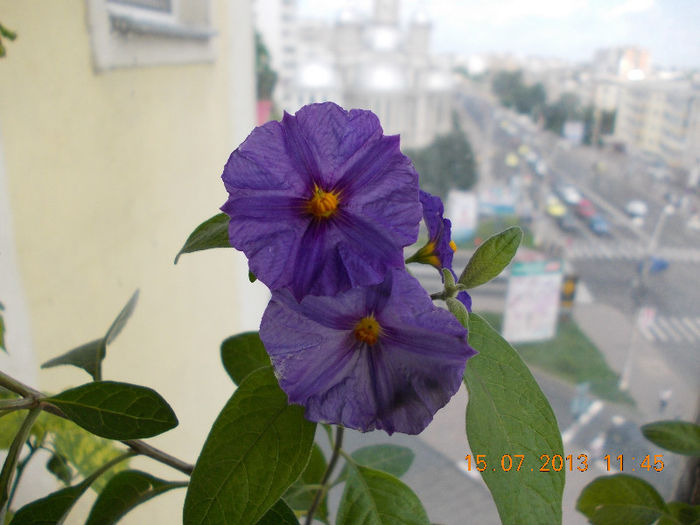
576,198,596,219
546,195,567,218
555,183,582,206
588,215,610,236
625,200,648,218
557,212,578,233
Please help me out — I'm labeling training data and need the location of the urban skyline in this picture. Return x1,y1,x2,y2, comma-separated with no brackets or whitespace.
298,0,700,69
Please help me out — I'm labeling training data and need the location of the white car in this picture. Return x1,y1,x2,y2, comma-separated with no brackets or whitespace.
625,200,648,217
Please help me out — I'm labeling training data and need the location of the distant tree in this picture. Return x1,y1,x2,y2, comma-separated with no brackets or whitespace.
406,113,476,198
600,110,616,135
491,71,546,116
543,92,582,136
255,32,277,101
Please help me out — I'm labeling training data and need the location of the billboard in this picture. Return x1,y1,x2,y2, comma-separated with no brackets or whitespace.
502,259,564,343
445,190,478,242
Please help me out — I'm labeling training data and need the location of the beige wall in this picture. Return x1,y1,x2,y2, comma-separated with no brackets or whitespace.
0,0,268,521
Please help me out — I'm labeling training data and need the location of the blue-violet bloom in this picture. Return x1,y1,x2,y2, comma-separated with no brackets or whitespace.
221,102,422,300
259,268,476,435
408,190,472,311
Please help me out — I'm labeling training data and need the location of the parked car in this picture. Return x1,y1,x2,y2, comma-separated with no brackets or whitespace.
625,199,648,217
576,198,596,219
588,215,610,236
546,195,567,217
557,212,578,233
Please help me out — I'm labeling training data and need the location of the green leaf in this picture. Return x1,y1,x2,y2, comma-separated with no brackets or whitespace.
10,453,132,525
10,483,86,525
337,463,430,525
576,474,669,525
104,290,139,347
463,314,564,524
183,367,316,525
41,339,105,381
284,444,328,523
46,414,130,492
666,501,700,525
248,270,257,283
174,213,231,264
86,470,185,525
446,297,469,329
220,332,271,386
0,301,6,353
458,227,522,289
336,444,415,483
45,381,178,440
46,454,73,485
351,445,415,478
256,499,299,525
40,290,138,381
641,421,700,456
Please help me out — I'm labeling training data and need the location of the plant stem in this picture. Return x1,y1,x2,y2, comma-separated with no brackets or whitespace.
0,370,194,476
81,450,136,487
123,440,193,476
0,397,39,412
0,406,41,522
7,440,39,511
305,426,344,525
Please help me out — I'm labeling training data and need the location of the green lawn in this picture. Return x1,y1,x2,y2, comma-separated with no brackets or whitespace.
478,312,634,405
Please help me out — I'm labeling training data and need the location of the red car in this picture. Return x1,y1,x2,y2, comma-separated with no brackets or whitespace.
576,198,596,219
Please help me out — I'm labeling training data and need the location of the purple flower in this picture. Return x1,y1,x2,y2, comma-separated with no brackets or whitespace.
408,190,472,312
221,102,421,300
409,190,457,271
259,269,476,435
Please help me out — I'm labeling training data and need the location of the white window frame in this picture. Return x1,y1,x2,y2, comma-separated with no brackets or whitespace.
87,0,216,72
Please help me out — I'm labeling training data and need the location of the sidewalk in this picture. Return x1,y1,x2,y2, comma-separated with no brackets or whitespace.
572,302,698,422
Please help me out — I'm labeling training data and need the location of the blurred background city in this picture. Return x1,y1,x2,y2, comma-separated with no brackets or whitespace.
0,0,698,523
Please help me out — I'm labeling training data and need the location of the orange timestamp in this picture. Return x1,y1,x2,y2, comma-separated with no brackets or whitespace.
464,453,665,472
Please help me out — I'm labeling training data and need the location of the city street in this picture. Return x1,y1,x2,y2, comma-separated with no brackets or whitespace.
384,89,700,524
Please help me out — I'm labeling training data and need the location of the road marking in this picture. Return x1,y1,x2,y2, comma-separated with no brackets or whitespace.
656,317,683,343
682,317,700,338
646,322,669,343
637,322,655,342
668,317,695,342
562,400,604,445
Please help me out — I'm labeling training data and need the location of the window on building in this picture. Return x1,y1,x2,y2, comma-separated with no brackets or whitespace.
87,0,216,71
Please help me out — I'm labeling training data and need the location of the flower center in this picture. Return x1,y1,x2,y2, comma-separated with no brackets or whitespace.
450,240,457,252
307,185,339,219
354,316,381,346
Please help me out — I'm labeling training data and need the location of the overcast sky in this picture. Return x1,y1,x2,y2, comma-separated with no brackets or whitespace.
298,0,700,69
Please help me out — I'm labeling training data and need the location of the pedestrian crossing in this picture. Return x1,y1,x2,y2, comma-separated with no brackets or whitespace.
563,240,700,262
638,315,700,345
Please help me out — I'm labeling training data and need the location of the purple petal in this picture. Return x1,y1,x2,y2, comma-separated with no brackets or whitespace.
259,269,474,435
293,103,383,187
222,120,308,194
221,102,421,298
457,290,473,313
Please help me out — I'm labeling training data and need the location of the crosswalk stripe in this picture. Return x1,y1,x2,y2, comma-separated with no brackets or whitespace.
667,317,696,342
638,323,655,342
682,317,700,338
656,317,683,343
646,322,669,343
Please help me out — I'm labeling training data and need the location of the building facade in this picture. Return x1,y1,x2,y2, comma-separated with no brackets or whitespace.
256,0,454,149
614,80,700,170
0,1,267,521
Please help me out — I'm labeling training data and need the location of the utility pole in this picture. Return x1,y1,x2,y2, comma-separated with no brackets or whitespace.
621,204,674,391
